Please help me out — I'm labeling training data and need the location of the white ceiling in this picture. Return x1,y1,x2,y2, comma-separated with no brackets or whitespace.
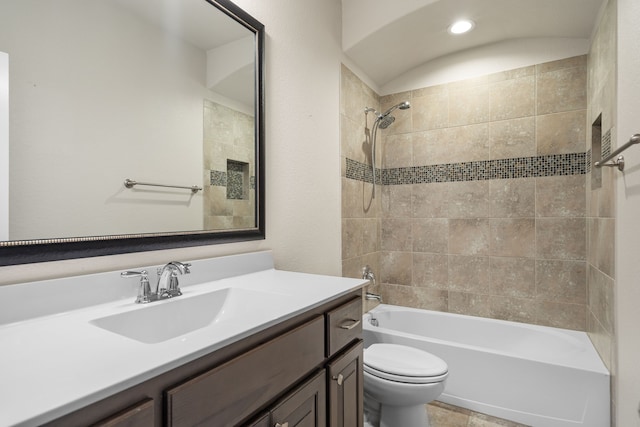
113,0,250,50
342,0,606,87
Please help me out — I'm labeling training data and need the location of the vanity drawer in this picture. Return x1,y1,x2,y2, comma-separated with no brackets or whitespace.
326,297,362,357
92,399,154,427
166,316,325,427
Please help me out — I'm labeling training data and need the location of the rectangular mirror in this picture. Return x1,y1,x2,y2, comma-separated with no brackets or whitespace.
0,0,265,266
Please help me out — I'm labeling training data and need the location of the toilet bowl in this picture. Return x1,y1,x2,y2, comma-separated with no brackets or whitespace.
363,343,448,427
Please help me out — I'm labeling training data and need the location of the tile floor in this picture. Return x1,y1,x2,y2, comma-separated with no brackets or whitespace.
427,401,530,427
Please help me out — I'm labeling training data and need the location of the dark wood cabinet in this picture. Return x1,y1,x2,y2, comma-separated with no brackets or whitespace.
166,317,324,426
326,297,362,357
247,338,363,427
246,412,271,427
45,291,363,427
247,370,327,427
272,370,327,427
328,342,364,427
92,399,154,427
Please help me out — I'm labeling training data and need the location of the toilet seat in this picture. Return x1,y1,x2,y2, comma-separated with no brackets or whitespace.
364,343,448,384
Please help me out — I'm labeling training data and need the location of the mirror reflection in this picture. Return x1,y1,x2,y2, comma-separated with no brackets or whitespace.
0,0,258,243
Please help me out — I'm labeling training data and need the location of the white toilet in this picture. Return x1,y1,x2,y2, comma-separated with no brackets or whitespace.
363,343,448,427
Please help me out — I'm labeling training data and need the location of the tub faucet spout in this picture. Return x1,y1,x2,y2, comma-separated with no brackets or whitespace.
366,292,382,302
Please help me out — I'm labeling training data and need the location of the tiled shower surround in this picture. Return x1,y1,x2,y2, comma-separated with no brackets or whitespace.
342,56,595,331
585,0,617,419
203,99,256,230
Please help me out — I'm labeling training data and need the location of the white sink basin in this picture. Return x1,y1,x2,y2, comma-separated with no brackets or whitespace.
90,287,283,344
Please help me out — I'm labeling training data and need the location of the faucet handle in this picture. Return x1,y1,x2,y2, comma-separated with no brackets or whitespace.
121,270,153,304
182,262,191,274
362,265,376,285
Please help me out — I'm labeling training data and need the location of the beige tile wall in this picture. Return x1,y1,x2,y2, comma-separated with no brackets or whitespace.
341,65,382,311
586,0,617,423
341,55,591,331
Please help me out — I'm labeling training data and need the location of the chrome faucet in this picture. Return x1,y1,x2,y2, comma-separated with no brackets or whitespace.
121,261,191,304
156,261,191,298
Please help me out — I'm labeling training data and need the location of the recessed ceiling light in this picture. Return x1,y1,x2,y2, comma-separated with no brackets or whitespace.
449,19,475,35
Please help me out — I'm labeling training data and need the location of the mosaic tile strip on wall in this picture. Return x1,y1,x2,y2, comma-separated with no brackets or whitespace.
346,152,587,186
210,170,227,187
210,170,256,190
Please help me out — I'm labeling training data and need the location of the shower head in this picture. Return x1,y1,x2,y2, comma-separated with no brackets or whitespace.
398,101,411,110
375,100,409,129
378,115,396,129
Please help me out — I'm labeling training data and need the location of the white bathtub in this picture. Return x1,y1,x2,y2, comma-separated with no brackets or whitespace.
363,304,610,427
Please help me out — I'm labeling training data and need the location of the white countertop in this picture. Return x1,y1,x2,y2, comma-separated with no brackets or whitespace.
0,252,367,427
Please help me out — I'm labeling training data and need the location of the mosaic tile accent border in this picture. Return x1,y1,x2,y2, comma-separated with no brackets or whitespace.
210,170,227,187
346,152,586,185
345,158,381,184
210,170,256,190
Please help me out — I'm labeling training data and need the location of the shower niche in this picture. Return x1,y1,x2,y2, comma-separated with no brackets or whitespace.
226,160,250,200
204,158,256,230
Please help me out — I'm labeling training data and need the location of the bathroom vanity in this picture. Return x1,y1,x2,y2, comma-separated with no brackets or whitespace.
0,252,366,427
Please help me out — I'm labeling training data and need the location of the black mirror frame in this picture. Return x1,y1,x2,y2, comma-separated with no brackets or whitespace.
0,0,265,267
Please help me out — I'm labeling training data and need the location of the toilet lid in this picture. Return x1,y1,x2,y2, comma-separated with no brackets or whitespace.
364,343,448,382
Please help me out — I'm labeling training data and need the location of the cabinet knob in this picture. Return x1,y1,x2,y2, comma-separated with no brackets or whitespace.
332,373,344,386
275,423,289,427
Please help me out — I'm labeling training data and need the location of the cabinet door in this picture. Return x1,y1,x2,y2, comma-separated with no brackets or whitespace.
271,370,327,427
327,341,363,427
167,316,324,427
92,399,154,427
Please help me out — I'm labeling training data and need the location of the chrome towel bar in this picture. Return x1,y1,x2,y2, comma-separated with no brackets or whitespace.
124,178,202,193
594,133,640,171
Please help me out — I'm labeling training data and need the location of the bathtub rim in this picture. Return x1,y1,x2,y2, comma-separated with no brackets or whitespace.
363,304,609,375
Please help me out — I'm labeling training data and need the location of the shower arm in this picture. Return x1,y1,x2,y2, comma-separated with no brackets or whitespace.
380,104,399,118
